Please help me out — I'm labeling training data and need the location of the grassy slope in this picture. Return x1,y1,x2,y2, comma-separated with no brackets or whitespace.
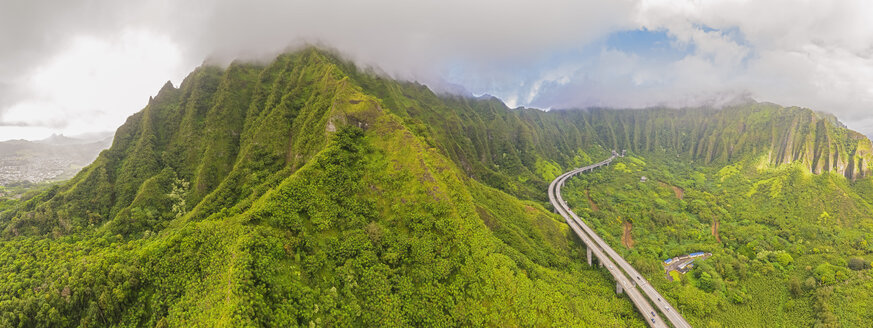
562,152,873,327
2,47,873,327
0,49,643,327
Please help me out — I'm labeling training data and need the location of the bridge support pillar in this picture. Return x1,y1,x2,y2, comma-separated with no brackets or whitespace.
586,248,592,266
616,282,623,294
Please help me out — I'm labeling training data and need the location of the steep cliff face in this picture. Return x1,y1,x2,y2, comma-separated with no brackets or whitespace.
352,75,873,192
577,105,873,180
7,49,872,238
0,48,638,327
5,50,351,236
2,47,872,327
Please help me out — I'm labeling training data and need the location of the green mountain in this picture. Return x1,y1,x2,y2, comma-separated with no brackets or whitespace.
0,49,636,327
0,47,871,327
560,139,873,326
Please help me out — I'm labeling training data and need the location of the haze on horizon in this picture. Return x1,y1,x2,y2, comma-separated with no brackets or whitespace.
1,0,872,141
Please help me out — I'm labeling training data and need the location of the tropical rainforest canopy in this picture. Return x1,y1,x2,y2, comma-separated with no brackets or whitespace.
0,48,871,327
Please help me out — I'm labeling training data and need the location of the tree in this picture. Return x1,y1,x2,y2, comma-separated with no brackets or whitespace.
848,257,869,271
803,277,817,291
788,276,802,297
814,264,836,285
772,251,793,267
168,178,190,218
698,272,716,292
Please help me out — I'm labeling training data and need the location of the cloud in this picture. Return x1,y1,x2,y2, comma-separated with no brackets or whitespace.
0,28,187,139
629,0,873,135
0,0,190,139
168,0,641,82
0,0,872,140
1,0,640,140
512,0,873,137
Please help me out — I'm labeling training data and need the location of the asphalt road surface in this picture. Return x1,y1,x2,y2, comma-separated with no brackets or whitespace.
549,152,692,328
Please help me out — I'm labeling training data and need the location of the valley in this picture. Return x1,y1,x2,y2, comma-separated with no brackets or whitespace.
562,149,873,326
0,48,870,327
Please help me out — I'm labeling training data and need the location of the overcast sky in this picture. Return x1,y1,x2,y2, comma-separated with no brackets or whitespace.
1,0,872,141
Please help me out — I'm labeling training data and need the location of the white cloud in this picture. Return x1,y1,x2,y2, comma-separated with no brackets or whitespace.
516,0,873,137
0,126,58,142
1,0,872,140
1,29,188,140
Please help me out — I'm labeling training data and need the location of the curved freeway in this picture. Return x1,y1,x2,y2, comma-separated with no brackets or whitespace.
549,151,691,328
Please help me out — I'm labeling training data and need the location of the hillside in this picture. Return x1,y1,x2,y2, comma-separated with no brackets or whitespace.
0,49,638,327
0,47,871,327
561,148,873,326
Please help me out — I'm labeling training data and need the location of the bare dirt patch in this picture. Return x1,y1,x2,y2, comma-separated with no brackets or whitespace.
671,185,684,199
621,221,634,248
712,219,721,242
524,205,537,213
585,190,599,211
658,181,684,199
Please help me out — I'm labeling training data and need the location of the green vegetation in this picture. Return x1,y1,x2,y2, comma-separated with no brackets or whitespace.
0,49,640,327
0,47,871,326
0,180,58,199
563,151,873,327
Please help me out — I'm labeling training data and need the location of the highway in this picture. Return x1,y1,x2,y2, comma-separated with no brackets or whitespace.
548,151,692,328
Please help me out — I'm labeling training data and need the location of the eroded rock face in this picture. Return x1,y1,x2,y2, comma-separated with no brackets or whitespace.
561,105,872,180
763,112,872,180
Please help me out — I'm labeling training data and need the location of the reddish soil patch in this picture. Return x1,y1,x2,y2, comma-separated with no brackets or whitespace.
585,190,599,211
671,185,684,199
658,181,684,199
621,221,634,248
712,219,722,242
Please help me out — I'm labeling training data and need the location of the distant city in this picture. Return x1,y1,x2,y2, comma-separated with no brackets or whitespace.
0,133,112,188
0,157,80,185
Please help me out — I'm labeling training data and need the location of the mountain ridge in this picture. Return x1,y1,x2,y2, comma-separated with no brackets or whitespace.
5,46,871,241
0,48,640,327
0,47,872,327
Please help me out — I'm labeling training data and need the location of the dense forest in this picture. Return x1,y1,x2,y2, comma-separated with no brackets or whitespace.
562,151,873,327
0,47,871,326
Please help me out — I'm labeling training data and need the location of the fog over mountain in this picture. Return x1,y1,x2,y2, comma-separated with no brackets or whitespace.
1,0,872,140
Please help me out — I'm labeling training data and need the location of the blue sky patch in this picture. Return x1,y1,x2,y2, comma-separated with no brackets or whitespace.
603,28,692,62
694,24,750,46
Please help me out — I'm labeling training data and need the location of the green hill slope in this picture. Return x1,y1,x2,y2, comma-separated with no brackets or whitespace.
0,48,640,327
560,141,873,326
0,47,871,327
